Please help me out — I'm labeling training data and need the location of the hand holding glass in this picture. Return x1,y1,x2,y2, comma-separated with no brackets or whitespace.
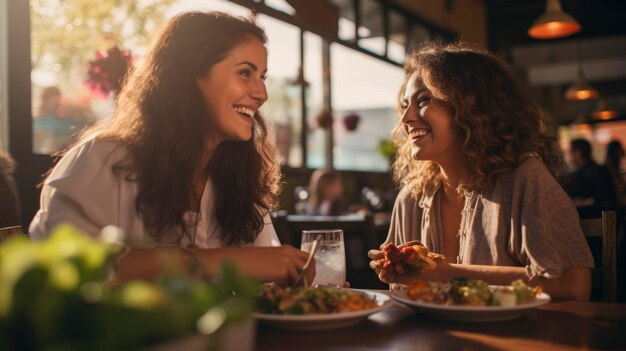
300,229,346,288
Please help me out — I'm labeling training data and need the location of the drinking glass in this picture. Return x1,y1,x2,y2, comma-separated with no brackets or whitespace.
300,229,346,288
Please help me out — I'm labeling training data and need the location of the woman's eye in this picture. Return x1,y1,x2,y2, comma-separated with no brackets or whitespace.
416,96,431,106
238,69,252,78
261,74,268,81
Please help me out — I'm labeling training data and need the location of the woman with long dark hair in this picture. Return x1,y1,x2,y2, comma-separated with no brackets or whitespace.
368,42,593,301
30,11,312,285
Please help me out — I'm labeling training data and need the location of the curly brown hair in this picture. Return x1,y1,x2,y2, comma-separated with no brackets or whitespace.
392,42,564,195
72,11,281,245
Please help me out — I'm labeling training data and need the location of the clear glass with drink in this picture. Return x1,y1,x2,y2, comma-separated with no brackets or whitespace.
301,229,346,288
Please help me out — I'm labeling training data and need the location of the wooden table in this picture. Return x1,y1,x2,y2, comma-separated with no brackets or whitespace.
256,295,626,351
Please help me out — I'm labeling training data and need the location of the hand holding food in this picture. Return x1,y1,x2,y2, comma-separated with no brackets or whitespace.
378,241,446,275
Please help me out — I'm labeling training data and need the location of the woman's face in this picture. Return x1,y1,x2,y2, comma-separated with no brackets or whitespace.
324,178,344,201
196,37,268,143
400,72,463,166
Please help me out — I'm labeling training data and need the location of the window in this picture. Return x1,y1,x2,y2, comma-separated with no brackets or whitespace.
264,0,296,16
331,43,404,172
256,14,302,167
333,0,357,42
304,32,326,169
358,0,385,55
388,11,407,64
29,0,449,170
29,0,250,155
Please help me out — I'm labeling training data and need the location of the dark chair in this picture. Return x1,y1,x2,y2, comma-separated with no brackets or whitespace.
271,213,385,289
580,211,617,302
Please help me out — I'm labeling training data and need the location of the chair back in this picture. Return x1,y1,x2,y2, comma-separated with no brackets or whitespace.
271,213,385,289
0,225,26,244
580,211,617,302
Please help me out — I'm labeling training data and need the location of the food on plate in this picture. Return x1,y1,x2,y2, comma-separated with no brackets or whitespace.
257,284,378,315
378,241,446,274
407,277,542,307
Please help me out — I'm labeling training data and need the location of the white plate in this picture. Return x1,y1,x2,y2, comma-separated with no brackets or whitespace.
254,290,392,330
391,288,551,322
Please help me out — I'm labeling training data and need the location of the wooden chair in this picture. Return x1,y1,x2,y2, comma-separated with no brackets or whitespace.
271,213,385,289
580,211,617,302
0,225,26,244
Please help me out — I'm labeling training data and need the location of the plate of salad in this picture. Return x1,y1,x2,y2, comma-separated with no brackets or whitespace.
254,284,392,330
391,277,550,322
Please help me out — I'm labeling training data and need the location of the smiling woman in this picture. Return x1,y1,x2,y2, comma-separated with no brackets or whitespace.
369,42,594,302
28,11,314,287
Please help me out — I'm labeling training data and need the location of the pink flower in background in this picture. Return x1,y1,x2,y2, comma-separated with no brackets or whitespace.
85,46,133,97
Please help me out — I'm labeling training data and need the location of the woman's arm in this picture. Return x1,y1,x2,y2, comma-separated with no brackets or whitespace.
114,245,314,286
368,250,590,301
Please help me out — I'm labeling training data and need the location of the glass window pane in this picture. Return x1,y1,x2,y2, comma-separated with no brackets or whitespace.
256,14,302,167
304,32,326,169
331,43,404,172
388,11,406,64
331,0,356,42
264,0,296,16
30,0,250,155
359,0,385,55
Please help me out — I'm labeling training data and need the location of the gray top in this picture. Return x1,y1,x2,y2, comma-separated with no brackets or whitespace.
385,157,594,279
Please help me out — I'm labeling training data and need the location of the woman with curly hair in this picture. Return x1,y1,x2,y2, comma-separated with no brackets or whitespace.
30,11,313,286
368,42,593,301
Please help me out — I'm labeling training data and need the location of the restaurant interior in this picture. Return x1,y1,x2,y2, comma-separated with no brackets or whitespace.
1,0,625,350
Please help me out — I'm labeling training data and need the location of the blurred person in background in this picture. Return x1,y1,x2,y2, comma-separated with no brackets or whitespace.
566,138,616,208
307,168,369,216
605,140,626,207
307,169,346,216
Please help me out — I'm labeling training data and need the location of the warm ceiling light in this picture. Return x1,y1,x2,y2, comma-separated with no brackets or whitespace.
565,68,599,101
528,0,581,39
593,100,619,120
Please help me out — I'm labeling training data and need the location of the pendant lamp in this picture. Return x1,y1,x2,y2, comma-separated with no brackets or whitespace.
592,100,618,120
528,0,581,39
565,68,599,101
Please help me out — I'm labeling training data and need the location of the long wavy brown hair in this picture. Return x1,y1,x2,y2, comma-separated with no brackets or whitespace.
391,42,564,195
69,11,281,245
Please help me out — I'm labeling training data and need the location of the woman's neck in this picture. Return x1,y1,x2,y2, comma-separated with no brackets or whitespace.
438,160,470,201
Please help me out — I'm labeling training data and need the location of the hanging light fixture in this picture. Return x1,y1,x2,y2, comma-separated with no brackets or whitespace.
565,42,599,101
528,0,581,39
565,67,599,101
592,100,618,120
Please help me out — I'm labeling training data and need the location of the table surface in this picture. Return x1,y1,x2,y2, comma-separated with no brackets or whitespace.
256,291,626,351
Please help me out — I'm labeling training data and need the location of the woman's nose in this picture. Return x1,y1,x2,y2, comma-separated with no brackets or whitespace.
251,80,268,103
401,105,416,124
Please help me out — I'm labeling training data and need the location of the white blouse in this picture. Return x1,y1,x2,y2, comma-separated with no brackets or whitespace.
29,137,280,248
